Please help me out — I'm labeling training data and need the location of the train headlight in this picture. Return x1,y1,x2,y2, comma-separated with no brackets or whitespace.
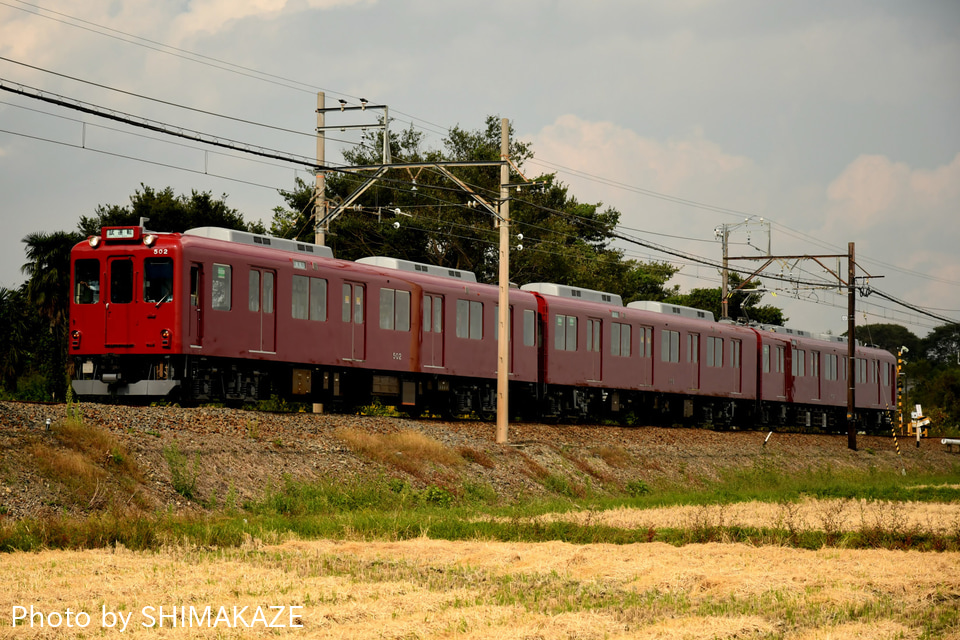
87,236,101,248
161,328,171,347
143,234,157,247
71,330,81,349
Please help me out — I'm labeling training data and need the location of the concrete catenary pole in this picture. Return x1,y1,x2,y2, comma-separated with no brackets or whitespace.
496,118,510,444
847,241,857,450
315,91,326,246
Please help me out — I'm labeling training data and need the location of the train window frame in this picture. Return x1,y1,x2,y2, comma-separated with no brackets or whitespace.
661,330,680,363
611,322,631,357
523,309,536,347
688,333,700,364
109,258,134,304
793,349,806,377
554,314,578,351
292,275,309,319
379,288,411,332
143,258,173,305
212,263,232,311
74,259,100,304
730,339,741,369
456,299,483,340
310,278,327,321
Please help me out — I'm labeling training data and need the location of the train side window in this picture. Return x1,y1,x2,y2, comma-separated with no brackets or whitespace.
310,278,327,321
706,336,723,367
661,330,680,363
456,299,483,340
689,334,700,364
810,351,820,378
762,344,770,373
379,288,410,331
263,272,274,314
74,259,100,304
212,263,232,311
292,275,309,319
523,309,536,347
555,314,578,351
793,349,805,376
109,259,134,304
249,270,260,312
640,326,653,358
611,322,630,356
730,339,741,369
776,346,785,373
587,319,601,353
424,295,442,333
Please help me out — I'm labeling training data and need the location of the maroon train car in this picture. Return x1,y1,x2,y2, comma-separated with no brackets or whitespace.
70,225,538,415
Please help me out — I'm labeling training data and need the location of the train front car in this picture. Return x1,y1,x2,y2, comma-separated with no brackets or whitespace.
70,225,183,400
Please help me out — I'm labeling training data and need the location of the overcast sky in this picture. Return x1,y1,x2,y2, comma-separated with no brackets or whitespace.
1,0,957,338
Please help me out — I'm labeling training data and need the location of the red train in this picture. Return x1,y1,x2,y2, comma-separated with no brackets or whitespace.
69,224,897,431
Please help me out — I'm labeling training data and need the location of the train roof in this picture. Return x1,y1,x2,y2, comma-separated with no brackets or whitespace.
183,227,334,259
521,282,623,306
626,300,716,322
355,256,477,282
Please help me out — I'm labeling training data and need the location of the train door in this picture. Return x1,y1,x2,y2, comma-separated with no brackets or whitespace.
188,263,203,348
105,255,135,347
342,282,366,361
638,325,653,386
423,294,443,368
249,268,276,354
587,317,602,381
730,339,742,393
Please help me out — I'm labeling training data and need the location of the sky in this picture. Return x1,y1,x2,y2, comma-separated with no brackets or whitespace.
0,0,958,339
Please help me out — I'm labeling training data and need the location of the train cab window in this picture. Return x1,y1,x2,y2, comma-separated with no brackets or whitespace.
611,322,630,357
212,263,232,311
555,314,578,351
523,309,536,347
144,258,173,304
109,259,134,304
456,299,483,340
380,288,410,331
74,259,100,304
661,330,680,363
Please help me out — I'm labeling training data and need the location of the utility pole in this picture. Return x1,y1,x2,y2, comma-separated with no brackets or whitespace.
496,118,510,444
315,92,326,246
726,243,876,451
717,218,770,320
847,242,857,450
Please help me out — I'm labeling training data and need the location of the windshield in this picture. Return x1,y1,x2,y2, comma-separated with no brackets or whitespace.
144,258,174,304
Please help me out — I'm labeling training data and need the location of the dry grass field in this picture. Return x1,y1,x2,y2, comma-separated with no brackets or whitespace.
2,535,959,639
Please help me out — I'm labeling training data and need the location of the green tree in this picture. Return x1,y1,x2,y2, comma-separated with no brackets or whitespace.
276,116,678,299
922,323,960,367
852,323,921,356
78,184,262,236
666,273,786,325
20,230,83,399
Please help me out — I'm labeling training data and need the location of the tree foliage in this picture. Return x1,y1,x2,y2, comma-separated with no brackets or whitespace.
78,184,262,236
666,272,787,325
272,116,678,300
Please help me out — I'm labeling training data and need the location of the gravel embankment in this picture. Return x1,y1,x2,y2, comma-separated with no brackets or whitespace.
0,401,954,521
